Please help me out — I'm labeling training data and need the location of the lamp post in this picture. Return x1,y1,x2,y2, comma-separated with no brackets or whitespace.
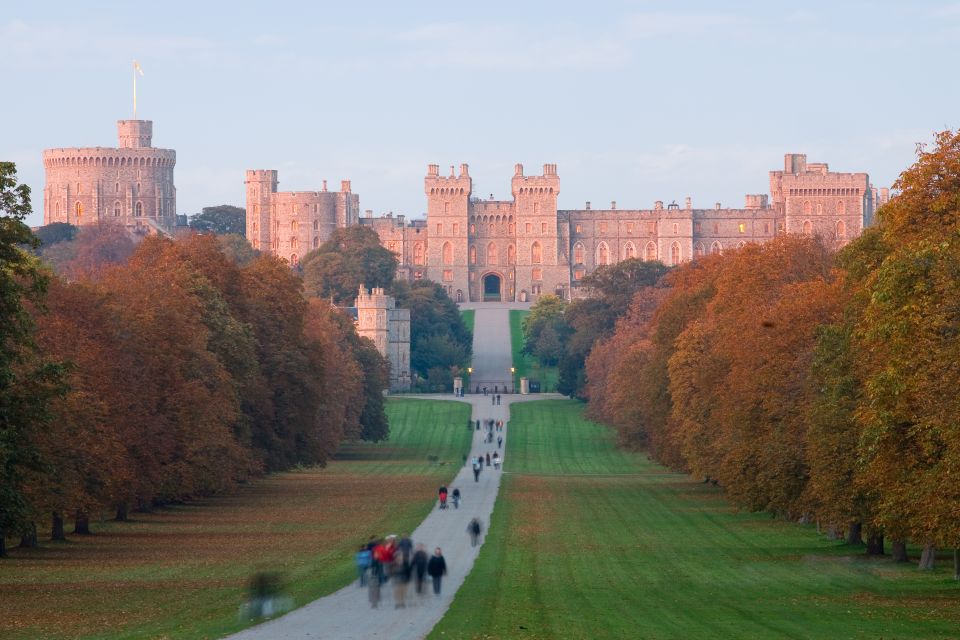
510,366,516,394
467,367,473,395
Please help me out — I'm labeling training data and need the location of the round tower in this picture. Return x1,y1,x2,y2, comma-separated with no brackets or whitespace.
117,120,153,148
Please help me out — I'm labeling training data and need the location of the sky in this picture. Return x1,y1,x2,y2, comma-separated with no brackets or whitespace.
3,0,959,228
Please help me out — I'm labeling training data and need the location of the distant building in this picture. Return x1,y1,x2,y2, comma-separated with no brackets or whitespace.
353,286,411,392
43,120,177,235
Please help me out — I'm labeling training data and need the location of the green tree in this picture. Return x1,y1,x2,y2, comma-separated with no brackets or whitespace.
33,222,78,249
521,294,568,366
189,205,246,235
301,227,398,304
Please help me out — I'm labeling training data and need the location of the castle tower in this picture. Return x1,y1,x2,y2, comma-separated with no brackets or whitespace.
355,285,410,391
512,163,562,301
244,170,277,252
42,119,176,233
424,163,471,298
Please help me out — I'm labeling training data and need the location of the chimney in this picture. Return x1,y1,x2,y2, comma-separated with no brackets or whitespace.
685,197,692,210
585,201,591,210
543,163,557,176
515,163,524,176
428,164,439,176
459,163,469,177
341,180,351,193
611,201,616,210
449,165,456,177
715,202,721,210
322,179,328,192
364,209,373,218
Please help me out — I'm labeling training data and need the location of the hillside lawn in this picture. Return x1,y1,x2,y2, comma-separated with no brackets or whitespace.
509,310,559,393
430,399,960,640
0,398,471,640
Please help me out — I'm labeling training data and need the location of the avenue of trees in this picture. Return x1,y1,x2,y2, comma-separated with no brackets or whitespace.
301,226,472,391
577,130,960,570
0,168,389,555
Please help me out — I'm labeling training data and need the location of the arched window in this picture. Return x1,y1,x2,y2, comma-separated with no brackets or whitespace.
469,246,477,264
290,236,299,249
75,201,83,218
645,242,657,261
507,244,516,265
414,242,424,265
291,220,298,233
574,242,585,264
313,220,319,231
670,242,681,265
694,242,705,257
313,237,319,248
710,241,722,255
290,253,299,266
56,201,61,217
624,242,636,260
836,220,846,239
114,201,121,217
803,201,811,215
531,241,542,264
442,241,453,265
597,242,609,266
837,200,845,214
816,203,823,215
487,242,498,265
802,220,812,235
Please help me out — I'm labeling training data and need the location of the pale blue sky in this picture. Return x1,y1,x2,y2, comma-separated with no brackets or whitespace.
4,1,958,228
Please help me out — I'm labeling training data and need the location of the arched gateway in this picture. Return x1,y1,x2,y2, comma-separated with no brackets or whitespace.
482,273,502,302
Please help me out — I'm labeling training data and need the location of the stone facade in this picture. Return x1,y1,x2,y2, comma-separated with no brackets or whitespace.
42,120,177,234
353,286,411,392
244,171,359,266
362,154,878,303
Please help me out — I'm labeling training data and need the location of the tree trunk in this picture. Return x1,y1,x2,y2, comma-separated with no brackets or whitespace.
51,511,66,541
954,549,960,581
826,524,840,540
846,521,864,546
0,534,6,558
115,503,128,522
866,533,885,555
19,522,38,549
892,540,908,563
918,542,936,570
73,509,91,535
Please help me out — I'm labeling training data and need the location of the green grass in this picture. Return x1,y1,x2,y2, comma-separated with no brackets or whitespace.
0,398,471,640
430,399,960,640
461,309,475,336
510,310,559,392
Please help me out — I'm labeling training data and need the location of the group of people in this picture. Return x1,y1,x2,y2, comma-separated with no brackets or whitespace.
356,535,448,608
437,485,461,509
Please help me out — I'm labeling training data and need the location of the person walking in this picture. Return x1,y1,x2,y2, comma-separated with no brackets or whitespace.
467,518,482,547
497,435,503,449
427,547,447,595
485,452,491,467
412,544,428,594
438,485,448,509
492,451,500,470
452,487,461,509
355,544,372,587
472,459,481,482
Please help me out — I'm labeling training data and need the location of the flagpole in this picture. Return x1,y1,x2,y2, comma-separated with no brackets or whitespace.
133,61,137,119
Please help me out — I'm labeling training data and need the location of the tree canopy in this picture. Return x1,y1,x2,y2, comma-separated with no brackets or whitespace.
188,205,246,235
301,226,398,304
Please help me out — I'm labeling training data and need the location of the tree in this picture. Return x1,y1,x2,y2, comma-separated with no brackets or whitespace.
522,294,568,366
392,279,472,384
301,227,398,304
189,205,246,235
41,221,136,279
33,222,78,249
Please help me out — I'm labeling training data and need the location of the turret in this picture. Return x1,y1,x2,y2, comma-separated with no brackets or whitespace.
245,169,278,251
117,120,153,148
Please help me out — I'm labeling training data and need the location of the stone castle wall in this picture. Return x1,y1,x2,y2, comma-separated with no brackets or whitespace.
43,120,177,232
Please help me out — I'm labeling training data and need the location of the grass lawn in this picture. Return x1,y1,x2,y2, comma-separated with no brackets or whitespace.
509,310,559,392
0,398,471,640
461,308,475,336
430,399,960,640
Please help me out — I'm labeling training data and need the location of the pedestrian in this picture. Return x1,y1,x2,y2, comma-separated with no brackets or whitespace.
485,452,491,467
452,487,461,509
356,544,372,587
412,543,428,594
398,534,413,578
492,395,496,406
473,460,481,482
493,451,500,470
438,485,448,509
497,394,501,405
497,436,503,449
467,518,482,547
427,547,447,595
476,418,480,430
392,554,408,608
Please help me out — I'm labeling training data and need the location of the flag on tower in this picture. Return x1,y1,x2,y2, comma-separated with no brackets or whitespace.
134,60,144,75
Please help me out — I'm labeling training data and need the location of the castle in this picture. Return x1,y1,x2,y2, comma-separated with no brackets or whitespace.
351,286,411,392
42,120,177,233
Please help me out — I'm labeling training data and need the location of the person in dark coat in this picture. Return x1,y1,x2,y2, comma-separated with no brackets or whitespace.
467,518,482,547
412,544,429,594
427,547,447,595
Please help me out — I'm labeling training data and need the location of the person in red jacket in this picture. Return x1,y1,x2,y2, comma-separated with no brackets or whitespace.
438,485,448,509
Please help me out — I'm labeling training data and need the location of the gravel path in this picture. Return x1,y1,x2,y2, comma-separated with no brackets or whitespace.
227,305,560,640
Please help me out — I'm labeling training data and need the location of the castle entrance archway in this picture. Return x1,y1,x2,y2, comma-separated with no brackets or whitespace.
482,273,502,302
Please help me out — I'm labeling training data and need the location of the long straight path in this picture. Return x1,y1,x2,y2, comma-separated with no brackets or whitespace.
227,304,560,640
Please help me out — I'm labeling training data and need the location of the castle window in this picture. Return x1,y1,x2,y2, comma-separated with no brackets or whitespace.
574,242,585,264
414,271,423,280
115,182,120,193
574,268,585,280
600,222,607,234
695,242,705,257
670,242,681,266
836,220,846,239
290,203,297,215
531,241,542,264
738,222,746,234
763,222,770,234
575,224,582,234
135,202,142,217
453,223,460,235
75,201,83,218
509,223,515,234
291,220,298,233
414,242,425,265
313,237,319,248
647,222,656,235
694,222,701,234
624,242,635,260
114,202,121,217
508,244,516,265
627,222,634,234
469,246,476,264
837,200,845,214
443,269,453,282
713,222,719,234
816,203,823,215
313,220,319,231
469,272,476,282
541,222,547,233
56,201,61,217
290,237,299,249
803,220,812,235
597,242,609,266
252,222,258,234
525,222,532,234
290,253,299,267
803,201,811,216
534,202,540,215
487,242,498,265
645,242,657,261
532,268,542,281
711,241,722,255
436,223,443,235
442,241,453,265
672,223,678,235
314,204,318,213
470,224,476,234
